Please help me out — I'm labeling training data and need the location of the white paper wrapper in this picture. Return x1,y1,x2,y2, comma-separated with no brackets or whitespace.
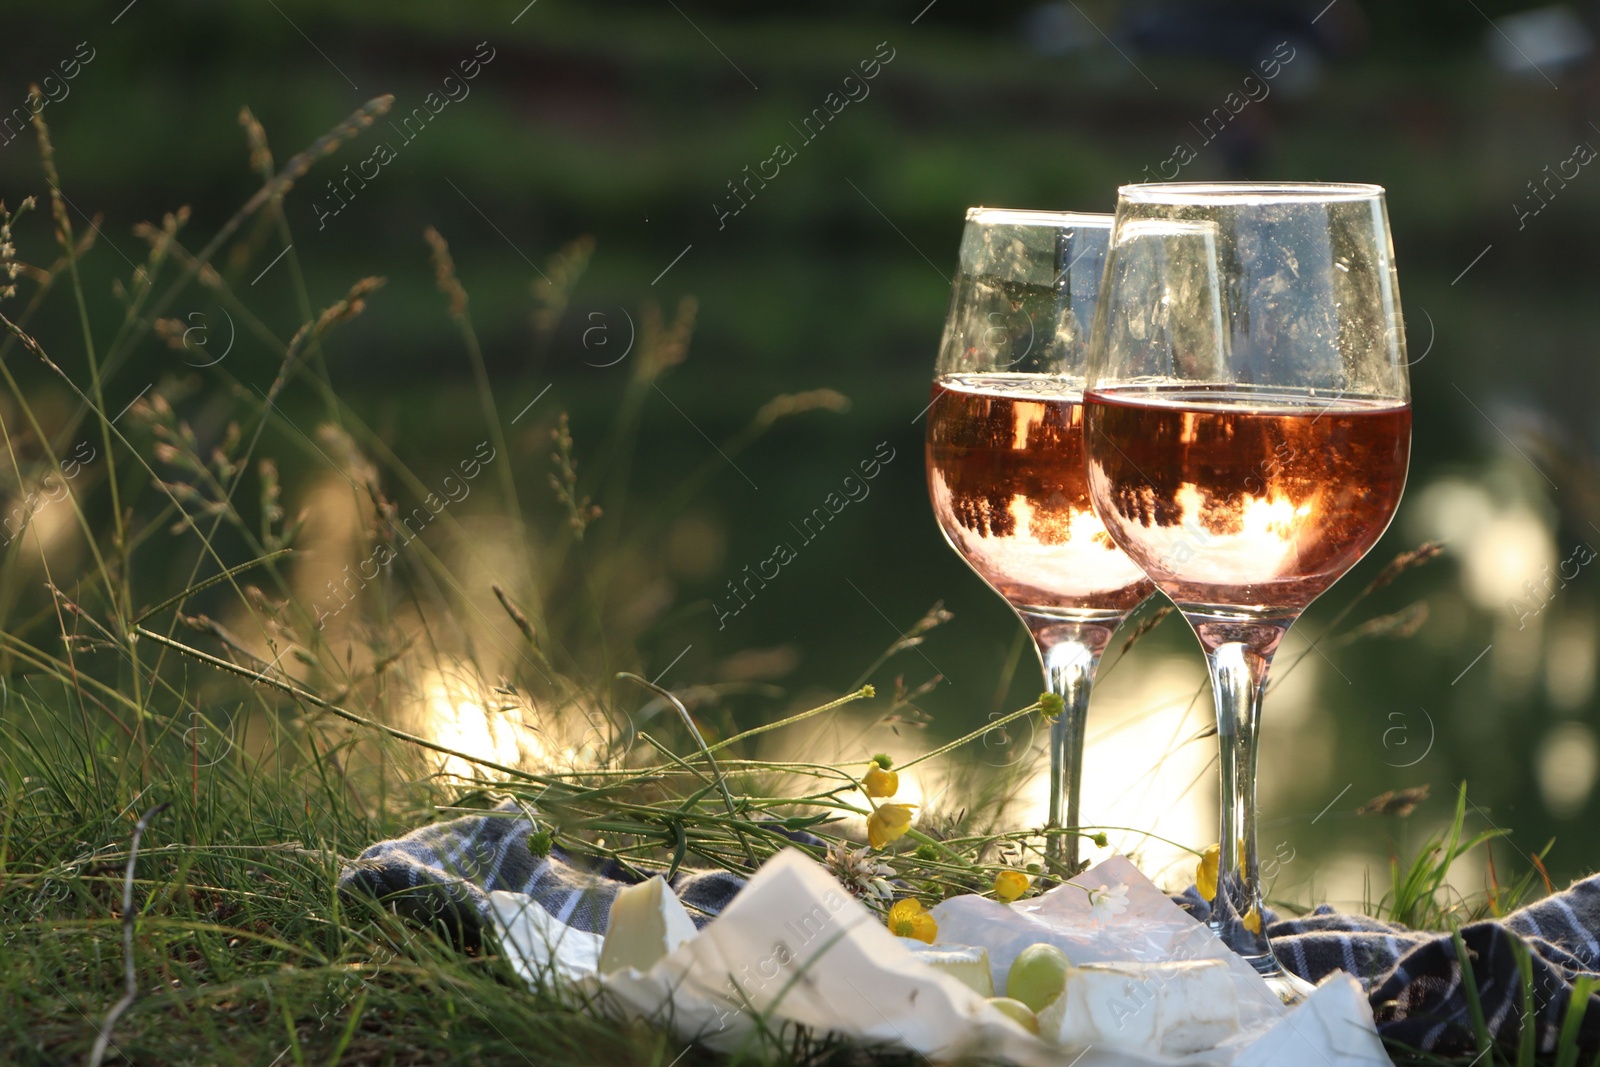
929,855,1285,1053
487,848,1390,1066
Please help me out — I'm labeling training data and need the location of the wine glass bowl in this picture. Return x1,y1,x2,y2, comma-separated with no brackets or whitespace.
927,379,1153,618
1084,183,1411,988
936,207,1111,378
1084,386,1410,617
926,208,1154,874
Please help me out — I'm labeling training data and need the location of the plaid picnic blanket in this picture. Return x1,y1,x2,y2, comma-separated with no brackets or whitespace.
1172,887,1600,1054
337,801,750,948
340,802,1600,1056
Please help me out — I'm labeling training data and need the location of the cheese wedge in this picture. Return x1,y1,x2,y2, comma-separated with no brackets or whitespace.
908,942,995,997
598,875,699,974
1036,959,1240,1055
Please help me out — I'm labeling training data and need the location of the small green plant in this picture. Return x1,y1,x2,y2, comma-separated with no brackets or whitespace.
1370,783,1551,932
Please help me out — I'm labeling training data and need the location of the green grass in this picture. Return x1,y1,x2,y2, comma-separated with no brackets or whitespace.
0,84,1585,1067
0,690,954,1067
1371,782,1551,932
0,96,1048,1066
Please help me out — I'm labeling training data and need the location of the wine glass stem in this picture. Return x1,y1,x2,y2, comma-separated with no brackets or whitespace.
1025,619,1113,876
1045,642,1095,873
1201,626,1285,973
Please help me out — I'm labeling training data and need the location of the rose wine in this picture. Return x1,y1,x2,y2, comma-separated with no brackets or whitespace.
926,374,1153,615
1083,385,1411,613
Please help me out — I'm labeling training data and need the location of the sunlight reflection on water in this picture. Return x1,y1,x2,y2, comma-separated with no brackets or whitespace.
413,662,612,780
419,668,532,778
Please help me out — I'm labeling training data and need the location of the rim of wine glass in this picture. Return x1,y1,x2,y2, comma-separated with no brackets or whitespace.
965,206,1113,227
1117,181,1385,204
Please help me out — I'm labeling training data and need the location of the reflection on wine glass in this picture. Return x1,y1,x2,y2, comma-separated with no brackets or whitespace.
1084,184,1411,997
926,208,1154,875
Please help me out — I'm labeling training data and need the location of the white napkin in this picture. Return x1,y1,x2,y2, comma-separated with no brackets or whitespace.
487,848,1391,1066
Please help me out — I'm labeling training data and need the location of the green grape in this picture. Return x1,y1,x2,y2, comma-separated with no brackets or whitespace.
1005,942,1071,1012
986,996,1040,1034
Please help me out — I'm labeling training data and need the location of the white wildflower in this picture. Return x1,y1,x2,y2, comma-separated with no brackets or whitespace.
1087,882,1130,922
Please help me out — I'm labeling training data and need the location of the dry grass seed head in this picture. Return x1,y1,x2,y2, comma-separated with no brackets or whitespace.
423,227,467,318
238,106,273,174
531,234,596,338
634,297,696,381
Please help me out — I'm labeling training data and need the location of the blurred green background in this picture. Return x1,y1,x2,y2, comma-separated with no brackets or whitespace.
5,0,1600,900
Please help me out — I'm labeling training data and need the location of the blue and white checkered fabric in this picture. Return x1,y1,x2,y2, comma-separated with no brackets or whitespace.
1173,878,1600,1054
338,801,747,946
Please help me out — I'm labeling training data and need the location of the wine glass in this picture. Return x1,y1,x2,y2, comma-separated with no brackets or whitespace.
1083,184,1411,990
925,207,1154,876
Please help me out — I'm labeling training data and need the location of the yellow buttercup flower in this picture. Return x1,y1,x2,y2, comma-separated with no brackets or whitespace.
993,869,1030,903
863,756,898,799
1242,905,1261,934
867,803,915,849
888,898,938,943
1196,843,1220,902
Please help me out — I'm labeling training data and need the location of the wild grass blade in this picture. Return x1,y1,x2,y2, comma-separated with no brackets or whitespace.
1514,936,1537,1067
131,549,293,625
1554,975,1597,1067
1452,925,1495,1058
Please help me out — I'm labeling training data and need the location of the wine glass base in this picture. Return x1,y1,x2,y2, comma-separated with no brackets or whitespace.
1252,962,1316,1006
1264,969,1316,1005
